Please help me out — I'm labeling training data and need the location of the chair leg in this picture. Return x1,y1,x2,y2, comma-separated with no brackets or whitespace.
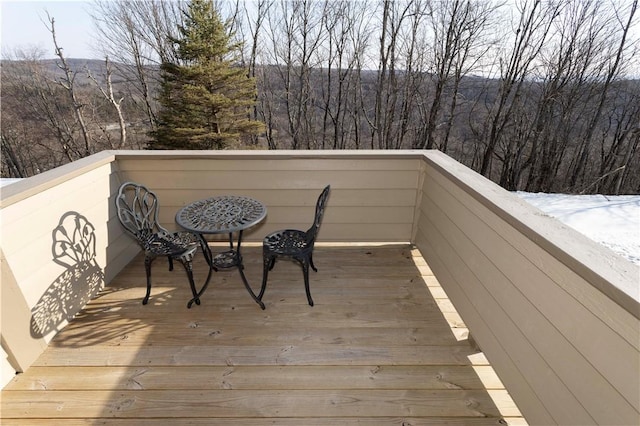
258,254,272,301
143,256,153,305
310,254,318,272
302,259,314,307
181,260,201,309
167,256,174,271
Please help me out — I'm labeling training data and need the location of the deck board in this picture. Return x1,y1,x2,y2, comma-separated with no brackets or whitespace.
1,244,525,424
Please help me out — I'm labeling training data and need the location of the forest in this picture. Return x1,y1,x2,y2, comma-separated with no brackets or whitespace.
1,0,639,194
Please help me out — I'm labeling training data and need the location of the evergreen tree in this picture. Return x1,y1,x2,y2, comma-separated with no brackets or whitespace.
150,0,263,149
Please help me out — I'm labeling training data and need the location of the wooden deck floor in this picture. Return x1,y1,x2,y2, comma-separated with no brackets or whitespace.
2,244,525,425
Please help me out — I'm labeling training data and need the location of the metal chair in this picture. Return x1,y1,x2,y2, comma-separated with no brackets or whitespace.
115,182,201,306
258,185,331,306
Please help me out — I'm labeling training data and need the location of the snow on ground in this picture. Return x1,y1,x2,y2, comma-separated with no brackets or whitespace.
516,192,640,265
0,179,22,187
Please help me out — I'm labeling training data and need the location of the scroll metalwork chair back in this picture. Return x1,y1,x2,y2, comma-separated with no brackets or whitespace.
115,182,200,306
258,185,331,306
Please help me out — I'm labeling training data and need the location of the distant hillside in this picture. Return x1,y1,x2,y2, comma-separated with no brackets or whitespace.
1,58,159,87
2,57,638,194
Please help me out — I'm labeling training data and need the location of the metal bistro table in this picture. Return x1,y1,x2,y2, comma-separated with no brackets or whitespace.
176,195,267,309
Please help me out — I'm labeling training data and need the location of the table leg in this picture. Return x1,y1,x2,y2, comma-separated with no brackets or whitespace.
187,234,216,308
235,231,266,310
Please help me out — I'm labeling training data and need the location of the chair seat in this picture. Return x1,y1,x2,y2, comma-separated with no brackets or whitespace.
139,230,199,258
264,229,310,256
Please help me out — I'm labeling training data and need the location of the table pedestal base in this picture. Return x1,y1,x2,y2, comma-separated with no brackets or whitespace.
188,233,265,310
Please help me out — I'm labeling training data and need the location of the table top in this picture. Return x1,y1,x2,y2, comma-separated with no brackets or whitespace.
176,195,267,234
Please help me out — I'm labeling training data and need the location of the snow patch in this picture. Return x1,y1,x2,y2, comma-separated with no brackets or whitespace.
516,192,640,265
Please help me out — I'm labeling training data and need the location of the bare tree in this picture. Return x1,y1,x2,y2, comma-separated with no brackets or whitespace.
474,0,561,178
513,1,608,191
595,86,640,194
369,0,413,149
567,0,638,189
392,0,429,150
1,48,46,177
86,57,127,148
231,0,274,146
90,0,185,130
1,48,83,175
414,0,498,153
503,0,640,193
263,0,326,149
318,0,373,149
48,14,93,157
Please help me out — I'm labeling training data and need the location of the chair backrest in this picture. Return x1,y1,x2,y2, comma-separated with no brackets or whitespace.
306,185,331,245
115,182,166,240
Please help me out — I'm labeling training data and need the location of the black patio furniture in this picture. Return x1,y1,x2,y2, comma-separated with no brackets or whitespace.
175,195,267,309
115,182,201,306
258,185,331,306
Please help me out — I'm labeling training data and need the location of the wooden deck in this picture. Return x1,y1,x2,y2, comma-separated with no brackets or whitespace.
1,244,525,424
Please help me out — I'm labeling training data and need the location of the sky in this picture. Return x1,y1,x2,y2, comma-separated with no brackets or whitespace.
2,0,640,62
1,1,96,59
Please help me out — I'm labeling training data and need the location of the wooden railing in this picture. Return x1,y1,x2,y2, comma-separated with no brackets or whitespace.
415,151,639,425
2,150,638,424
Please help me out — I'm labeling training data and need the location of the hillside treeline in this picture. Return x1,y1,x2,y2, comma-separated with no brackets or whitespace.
2,0,639,194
